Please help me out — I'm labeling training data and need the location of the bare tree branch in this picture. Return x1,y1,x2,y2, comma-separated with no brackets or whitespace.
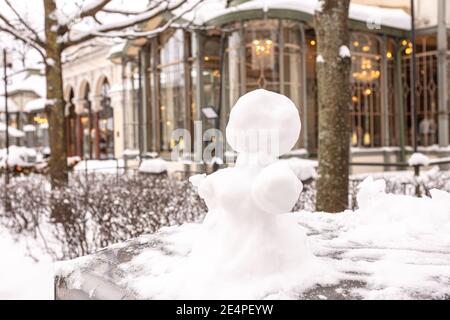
0,25,46,60
3,0,45,47
90,0,205,40
79,0,112,19
64,0,196,48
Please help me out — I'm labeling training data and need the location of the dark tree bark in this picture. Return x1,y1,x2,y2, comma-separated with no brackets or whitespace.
44,0,68,189
314,1,351,213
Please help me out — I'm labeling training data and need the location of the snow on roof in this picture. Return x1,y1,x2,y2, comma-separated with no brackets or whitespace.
0,123,25,138
25,98,47,113
182,0,411,30
108,41,126,57
0,69,46,98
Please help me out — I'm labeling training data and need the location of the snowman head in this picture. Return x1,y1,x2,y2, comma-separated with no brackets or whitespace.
226,89,301,158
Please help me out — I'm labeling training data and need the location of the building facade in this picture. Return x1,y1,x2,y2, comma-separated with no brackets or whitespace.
4,0,450,169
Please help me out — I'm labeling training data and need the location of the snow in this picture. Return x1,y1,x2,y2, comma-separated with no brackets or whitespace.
139,158,168,174
0,146,36,168
0,123,25,138
0,98,20,113
87,174,450,300
25,98,47,113
73,159,124,173
46,58,55,66
408,152,430,166
122,148,140,157
339,45,351,58
0,69,46,98
185,0,412,30
316,54,325,63
23,124,36,132
0,227,54,300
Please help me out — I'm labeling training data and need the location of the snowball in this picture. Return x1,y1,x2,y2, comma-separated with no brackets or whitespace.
316,54,325,63
225,89,301,157
251,162,303,214
408,152,430,166
139,158,167,174
339,45,351,58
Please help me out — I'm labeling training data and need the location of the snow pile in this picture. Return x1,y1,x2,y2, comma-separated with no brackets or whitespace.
139,158,168,174
339,45,351,58
0,228,54,300
408,152,430,166
122,149,140,158
0,146,36,168
345,177,450,247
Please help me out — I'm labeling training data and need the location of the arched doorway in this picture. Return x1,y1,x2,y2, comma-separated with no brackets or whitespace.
98,79,114,159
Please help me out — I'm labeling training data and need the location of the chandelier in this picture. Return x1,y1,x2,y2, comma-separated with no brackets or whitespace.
252,39,273,56
352,58,380,82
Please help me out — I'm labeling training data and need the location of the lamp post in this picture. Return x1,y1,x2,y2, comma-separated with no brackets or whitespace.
410,1,419,160
1,48,12,186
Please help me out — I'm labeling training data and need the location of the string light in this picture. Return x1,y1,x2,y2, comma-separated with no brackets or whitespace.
386,51,393,59
310,40,316,46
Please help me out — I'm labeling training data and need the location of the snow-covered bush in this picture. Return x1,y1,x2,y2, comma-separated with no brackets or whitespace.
0,172,207,259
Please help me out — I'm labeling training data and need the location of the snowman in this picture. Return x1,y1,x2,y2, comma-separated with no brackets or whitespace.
188,89,312,287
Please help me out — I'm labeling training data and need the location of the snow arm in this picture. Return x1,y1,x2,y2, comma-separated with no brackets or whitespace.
251,162,303,214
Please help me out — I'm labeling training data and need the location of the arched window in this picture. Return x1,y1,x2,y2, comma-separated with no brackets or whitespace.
80,83,92,159
98,79,114,158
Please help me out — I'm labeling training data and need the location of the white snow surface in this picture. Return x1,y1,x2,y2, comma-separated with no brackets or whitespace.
408,152,431,166
183,0,411,30
0,228,54,300
73,159,124,173
0,146,36,168
339,45,351,58
139,158,168,174
94,176,450,300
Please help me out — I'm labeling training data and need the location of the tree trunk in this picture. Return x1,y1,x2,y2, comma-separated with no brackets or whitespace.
44,0,68,189
314,1,351,213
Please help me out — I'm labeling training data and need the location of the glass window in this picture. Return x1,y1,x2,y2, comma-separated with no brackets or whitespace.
159,30,187,152
98,80,114,159
244,19,280,92
350,33,383,148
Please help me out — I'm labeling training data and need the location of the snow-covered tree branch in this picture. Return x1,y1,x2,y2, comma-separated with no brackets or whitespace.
0,0,205,190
